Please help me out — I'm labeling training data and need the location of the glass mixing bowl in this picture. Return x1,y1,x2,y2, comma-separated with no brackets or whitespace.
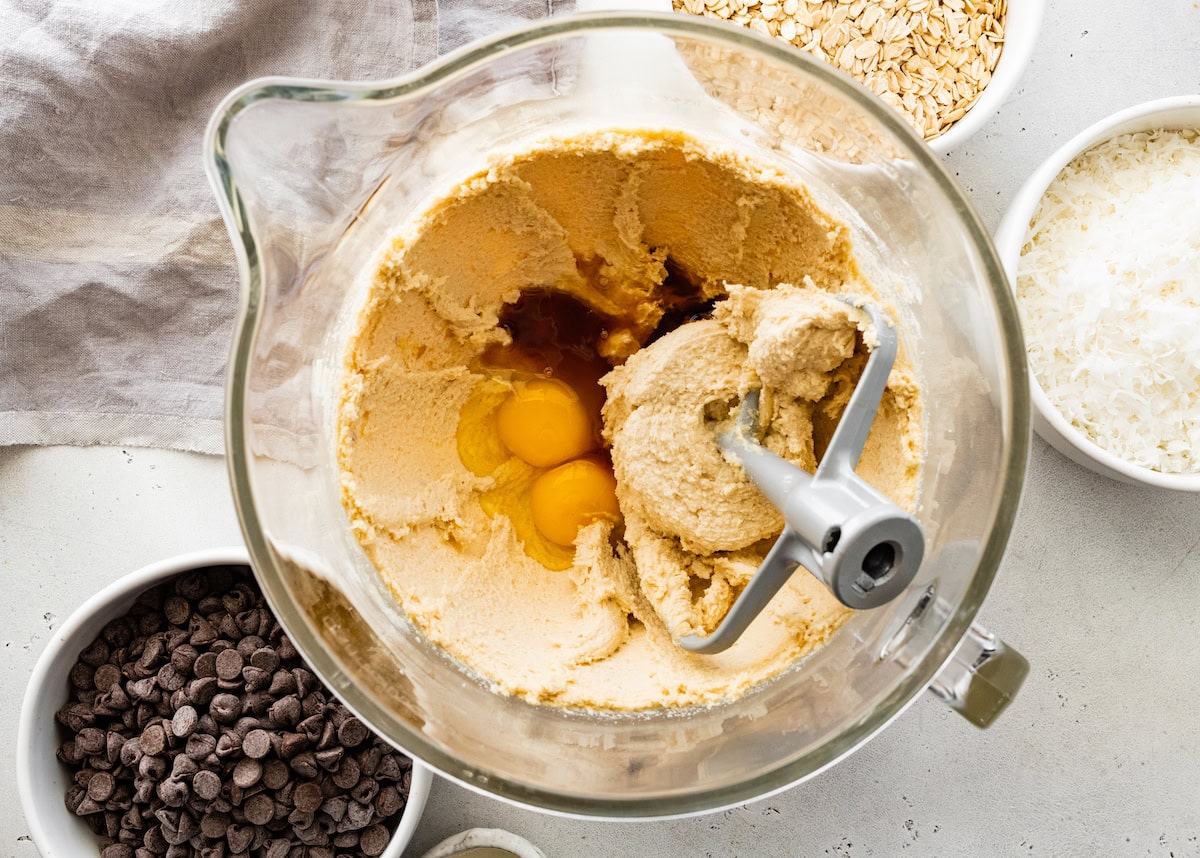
206,12,1030,817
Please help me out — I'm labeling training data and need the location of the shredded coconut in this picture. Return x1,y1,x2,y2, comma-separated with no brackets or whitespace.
1017,128,1200,474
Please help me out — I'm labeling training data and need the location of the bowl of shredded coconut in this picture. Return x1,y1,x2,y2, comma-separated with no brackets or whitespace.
996,95,1200,490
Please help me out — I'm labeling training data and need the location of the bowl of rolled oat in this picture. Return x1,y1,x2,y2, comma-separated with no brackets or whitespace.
17,547,431,858
673,0,1042,152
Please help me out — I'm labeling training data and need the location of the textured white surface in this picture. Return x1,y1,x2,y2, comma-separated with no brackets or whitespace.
6,0,1200,854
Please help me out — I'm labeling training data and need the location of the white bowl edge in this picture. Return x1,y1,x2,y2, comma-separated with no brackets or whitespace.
994,94,1200,491
419,827,548,858
16,547,432,857
929,0,1044,154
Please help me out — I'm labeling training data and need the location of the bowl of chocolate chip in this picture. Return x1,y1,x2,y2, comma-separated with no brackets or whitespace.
17,548,430,858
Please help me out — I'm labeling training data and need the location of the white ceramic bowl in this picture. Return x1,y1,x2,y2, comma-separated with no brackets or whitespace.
420,828,547,858
17,547,432,858
927,0,1043,154
994,95,1200,490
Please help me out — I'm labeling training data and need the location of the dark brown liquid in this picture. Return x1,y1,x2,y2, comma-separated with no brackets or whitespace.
486,289,614,372
645,257,719,346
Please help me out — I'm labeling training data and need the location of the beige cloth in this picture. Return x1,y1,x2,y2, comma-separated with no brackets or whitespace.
0,0,556,453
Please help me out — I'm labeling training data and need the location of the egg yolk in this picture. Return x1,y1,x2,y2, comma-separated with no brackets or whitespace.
530,458,621,547
496,378,596,468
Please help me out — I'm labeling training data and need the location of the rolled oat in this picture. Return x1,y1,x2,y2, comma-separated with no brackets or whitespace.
674,0,1006,140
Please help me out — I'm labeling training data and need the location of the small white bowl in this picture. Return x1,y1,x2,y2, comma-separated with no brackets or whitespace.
17,547,432,858
420,827,547,858
994,95,1200,490
928,0,1043,154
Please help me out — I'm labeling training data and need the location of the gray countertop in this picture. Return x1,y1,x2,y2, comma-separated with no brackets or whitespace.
6,1,1200,854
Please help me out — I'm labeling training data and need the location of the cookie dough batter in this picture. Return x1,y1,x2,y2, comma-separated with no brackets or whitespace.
337,131,923,710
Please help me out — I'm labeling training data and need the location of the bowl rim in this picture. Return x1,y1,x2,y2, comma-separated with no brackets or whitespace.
994,94,1200,491
206,10,1031,817
16,547,432,856
927,0,1044,154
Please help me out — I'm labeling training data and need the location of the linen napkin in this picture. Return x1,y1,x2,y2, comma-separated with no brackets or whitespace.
0,0,558,453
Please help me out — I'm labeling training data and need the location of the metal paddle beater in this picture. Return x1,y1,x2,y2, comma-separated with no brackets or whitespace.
680,301,925,654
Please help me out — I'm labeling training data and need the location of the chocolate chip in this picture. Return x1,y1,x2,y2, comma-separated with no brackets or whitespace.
215,649,245,681
267,696,301,729
176,572,209,601
375,753,403,782
218,613,242,639
242,729,271,760
360,824,390,857
291,668,315,698
358,745,383,778
167,756,194,780
105,730,126,763
143,824,168,852
249,648,279,674
215,732,242,759
277,636,297,661
243,793,274,826
189,617,218,647
297,713,323,742
231,716,262,739
243,691,274,716
291,782,323,813
93,663,123,692
333,831,360,849
232,757,262,788
209,693,241,724
106,684,131,711
236,632,265,658
222,587,252,616
137,637,166,671
321,796,348,823
267,670,296,697
351,777,379,805
337,718,368,749
289,752,318,780
199,810,230,839
87,771,116,802
56,701,95,732
193,769,222,801
139,724,165,757
331,758,360,790
314,748,343,772
316,720,337,752
227,823,255,853
80,638,112,667
169,704,197,738
126,677,158,703
342,799,373,831
156,776,189,808
186,676,219,707
169,644,198,675
77,727,106,756
261,758,290,791
241,666,270,692
184,732,216,760
56,740,82,766
162,596,191,627
193,651,218,678
70,661,96,690
156,663,185,692
374,785,403,818
102,617,135,649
